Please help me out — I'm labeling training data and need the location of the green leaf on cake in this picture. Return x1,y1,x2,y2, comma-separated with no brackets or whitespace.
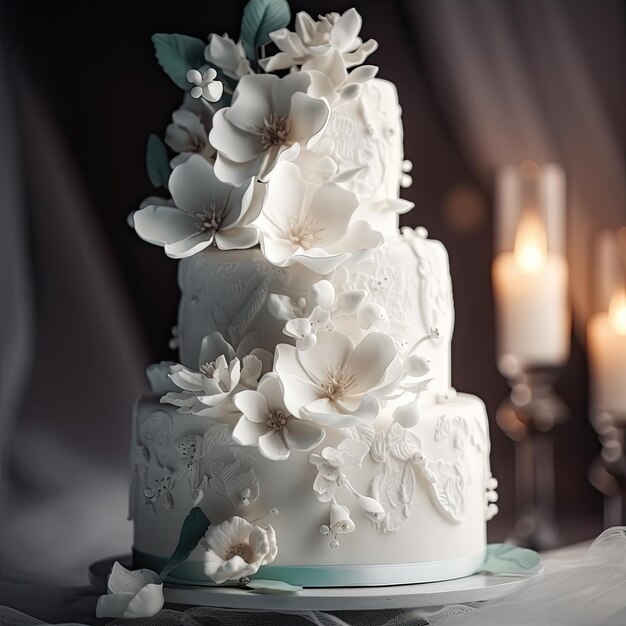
478,544,541,576
152,33,206,90
240,0,291,63
246,579,302,594
158,506,210,582
146,134,171,188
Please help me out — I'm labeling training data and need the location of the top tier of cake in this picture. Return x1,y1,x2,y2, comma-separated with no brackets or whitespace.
312,77,407,237
171,77,454,400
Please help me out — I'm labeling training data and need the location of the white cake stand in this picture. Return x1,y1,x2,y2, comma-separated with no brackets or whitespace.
90,556,531,611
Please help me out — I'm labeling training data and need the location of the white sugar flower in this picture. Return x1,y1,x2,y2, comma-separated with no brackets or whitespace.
268,279,368,350
132,155,263,258
306,48,379,103
254,162,382,275
309,439,369,501
96,562,163,619
260,9,377,72
232,373,325,461
203,516,277,584
165,108,214,167
162,331,271,419
209,72,330,184
275,330,402,428
205,33,251,80
187,68,224,102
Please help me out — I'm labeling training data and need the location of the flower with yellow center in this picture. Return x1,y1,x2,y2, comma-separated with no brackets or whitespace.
275,329,402,428
253,162,382,275
233,373,325,461
203,516,277,584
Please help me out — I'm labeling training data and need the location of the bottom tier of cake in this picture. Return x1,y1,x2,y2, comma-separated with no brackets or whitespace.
130,392,496,587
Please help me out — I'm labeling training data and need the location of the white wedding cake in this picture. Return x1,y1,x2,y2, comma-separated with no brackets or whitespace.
128,2,498,588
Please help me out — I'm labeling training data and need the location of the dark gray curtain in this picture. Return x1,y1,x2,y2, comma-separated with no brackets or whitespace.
0,40,149,584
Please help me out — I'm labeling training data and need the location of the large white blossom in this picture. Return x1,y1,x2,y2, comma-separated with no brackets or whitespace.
253,162,382,275
232,373,325,461
209,73,330,184
274,329,402,428
260,9,377,73
132,155,263,258
203,516,277,584
162,331,271,420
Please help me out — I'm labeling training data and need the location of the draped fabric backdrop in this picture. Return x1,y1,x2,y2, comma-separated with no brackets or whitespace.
0,0,623,598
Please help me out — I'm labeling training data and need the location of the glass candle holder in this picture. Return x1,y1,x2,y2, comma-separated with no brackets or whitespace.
493,161,570,550
587,229,626,526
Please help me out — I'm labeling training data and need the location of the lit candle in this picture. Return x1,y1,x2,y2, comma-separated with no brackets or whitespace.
588,289,626,418
493,210,570,373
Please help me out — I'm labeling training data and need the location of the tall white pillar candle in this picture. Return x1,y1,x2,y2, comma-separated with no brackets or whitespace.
588,290,626,419
493,211,569,373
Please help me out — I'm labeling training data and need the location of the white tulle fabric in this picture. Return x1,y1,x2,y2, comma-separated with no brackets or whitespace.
2,528,624,626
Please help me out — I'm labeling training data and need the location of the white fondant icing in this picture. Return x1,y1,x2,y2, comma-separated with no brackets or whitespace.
131,393,491,584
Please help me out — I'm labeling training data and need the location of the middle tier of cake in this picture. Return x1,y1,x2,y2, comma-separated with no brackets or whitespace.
177,228,455,401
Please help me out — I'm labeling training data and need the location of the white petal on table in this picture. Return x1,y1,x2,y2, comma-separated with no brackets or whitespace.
96,562,163,619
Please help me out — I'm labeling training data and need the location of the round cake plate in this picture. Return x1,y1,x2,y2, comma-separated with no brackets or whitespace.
90,556,530,611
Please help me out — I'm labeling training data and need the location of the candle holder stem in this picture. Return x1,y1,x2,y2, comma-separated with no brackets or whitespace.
589,412,626,527
497,366,568,550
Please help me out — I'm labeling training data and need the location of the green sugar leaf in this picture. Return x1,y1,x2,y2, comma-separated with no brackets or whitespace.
146,134,171,188
240,0,291,63
479,544,541,576
152,33,206,90
158,507,210,582
247,579,302,593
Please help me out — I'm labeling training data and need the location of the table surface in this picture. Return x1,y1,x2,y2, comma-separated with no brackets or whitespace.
0,541,593,626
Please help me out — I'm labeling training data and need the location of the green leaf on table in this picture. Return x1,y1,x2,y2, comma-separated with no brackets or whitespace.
146,134,171,188
152,33,206,90
158,507,210,582
478,543,541,576
247,579,302,594
240,0,291,63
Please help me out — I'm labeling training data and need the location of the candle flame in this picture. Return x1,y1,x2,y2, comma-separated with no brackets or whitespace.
608,289,626,335
513,211,547,272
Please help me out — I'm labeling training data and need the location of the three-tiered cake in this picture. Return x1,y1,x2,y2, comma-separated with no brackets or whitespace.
129,3,497,588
